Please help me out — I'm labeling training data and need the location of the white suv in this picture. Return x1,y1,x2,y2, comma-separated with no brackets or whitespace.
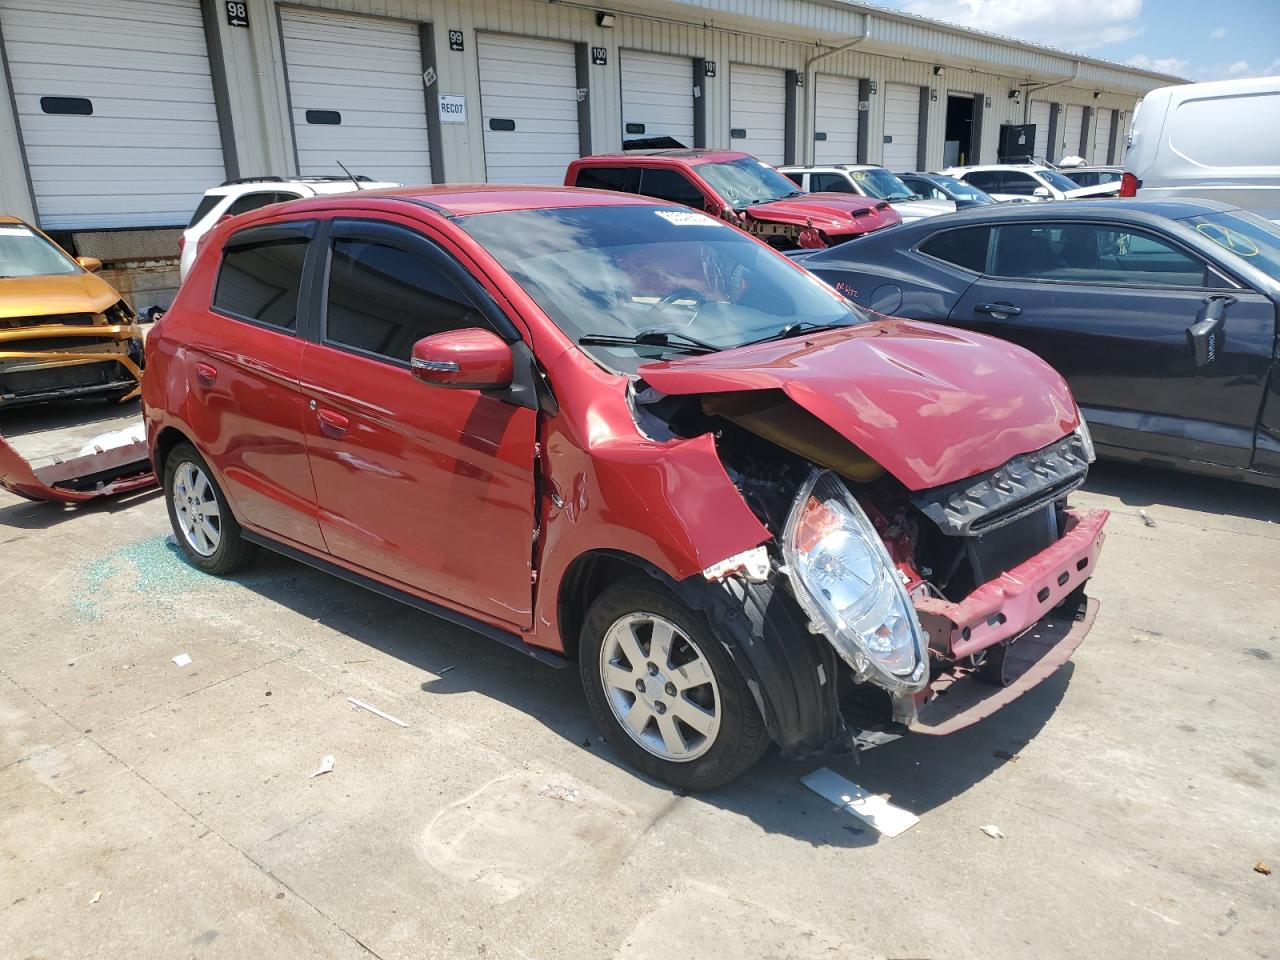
779,164,956,222
180,175,400,280
943,164,1117,203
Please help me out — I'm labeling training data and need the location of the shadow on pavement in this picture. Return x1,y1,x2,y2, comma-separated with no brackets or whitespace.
1084,460,1280,524
221,546,1069,849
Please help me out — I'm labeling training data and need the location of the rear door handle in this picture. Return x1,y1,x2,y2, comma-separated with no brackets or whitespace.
194,361,217,386
316,407,349,438
974,302,1022,317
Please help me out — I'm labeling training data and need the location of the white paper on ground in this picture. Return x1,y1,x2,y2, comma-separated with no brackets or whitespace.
171,653,192,667
310,755,335,778
800,767,920,837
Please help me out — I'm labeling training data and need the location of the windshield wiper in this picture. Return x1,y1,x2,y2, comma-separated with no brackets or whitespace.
739,320,853,347
578,329,720,355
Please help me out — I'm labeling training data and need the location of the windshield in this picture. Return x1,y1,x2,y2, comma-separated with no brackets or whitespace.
1039,169,1085,192
931,175,995,203
695,158,804,208
458,205,866,374
851,168,916,201
0,223,79,278
1186,210,1280,282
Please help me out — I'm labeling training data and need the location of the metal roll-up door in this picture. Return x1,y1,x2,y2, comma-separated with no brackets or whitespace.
0,0,225,228
882,83,921,171
1062,104,1085,159
813,74,858,164
1030,101,1051,159
280,9,431,185
1092,108,1114,164
620,50,694,147
729,64,786,165
478,34,580,185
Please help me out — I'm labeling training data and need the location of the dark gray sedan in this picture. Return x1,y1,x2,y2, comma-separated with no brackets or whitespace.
794,199,1280,487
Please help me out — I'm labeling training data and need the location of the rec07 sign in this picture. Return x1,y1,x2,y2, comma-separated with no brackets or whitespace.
438,95,467,124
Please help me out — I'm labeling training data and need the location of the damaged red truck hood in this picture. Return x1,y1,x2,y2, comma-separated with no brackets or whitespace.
745,193,900,234
637,319,1079,490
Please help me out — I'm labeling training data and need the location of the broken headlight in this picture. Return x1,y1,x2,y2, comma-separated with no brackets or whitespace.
1074,410,1096,464
782,470,928,694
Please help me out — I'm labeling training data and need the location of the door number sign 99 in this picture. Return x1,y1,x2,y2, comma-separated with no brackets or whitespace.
224,1,248,27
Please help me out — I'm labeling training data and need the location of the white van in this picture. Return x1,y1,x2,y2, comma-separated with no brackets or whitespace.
1121,76,1280,221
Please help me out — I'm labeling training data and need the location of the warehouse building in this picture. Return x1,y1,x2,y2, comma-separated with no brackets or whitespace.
0,0,1181,309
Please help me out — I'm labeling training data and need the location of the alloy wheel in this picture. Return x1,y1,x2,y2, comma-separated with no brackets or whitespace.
172,461,221,557
599,612,722,762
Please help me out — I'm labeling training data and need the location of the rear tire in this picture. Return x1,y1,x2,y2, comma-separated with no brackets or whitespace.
579,576,768,790
163,443,254,575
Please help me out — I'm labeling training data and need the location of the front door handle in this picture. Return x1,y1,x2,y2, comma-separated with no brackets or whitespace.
194,361,217,386
974,302,1022,318
316,408,349,438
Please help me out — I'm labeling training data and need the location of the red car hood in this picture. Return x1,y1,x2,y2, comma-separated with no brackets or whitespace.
744,194,901,235
637,319,1079,490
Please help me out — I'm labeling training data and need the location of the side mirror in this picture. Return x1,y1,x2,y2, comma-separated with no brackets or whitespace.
410,328,512,390
1186,295,1236,369
76,256,102,272
1032,186,1051,199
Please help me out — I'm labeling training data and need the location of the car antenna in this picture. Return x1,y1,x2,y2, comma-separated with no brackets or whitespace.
336,160,364,190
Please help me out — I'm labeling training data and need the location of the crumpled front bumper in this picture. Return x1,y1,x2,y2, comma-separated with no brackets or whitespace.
914,508,1108,660
0,323,144,405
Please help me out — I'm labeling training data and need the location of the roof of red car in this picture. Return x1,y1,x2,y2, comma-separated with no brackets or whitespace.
296,183,661,217
572,149,748,166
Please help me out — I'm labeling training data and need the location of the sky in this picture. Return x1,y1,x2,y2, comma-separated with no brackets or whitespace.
868,0,1280,80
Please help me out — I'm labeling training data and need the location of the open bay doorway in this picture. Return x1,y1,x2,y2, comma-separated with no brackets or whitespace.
945,94,974,166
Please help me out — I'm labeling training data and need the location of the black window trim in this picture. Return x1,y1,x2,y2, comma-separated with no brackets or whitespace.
310,217,521,370
209,220,317,334
981,218,1240,291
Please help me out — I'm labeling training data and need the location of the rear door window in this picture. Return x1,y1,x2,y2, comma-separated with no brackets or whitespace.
213,230,310,330
962,171,1002,192
811,173,856,193
1001,172,1040,196
637,168,705,207
990,223,1210,287
918,226,992,273
187,194,222,228
574,166,638,192
323,222,493,364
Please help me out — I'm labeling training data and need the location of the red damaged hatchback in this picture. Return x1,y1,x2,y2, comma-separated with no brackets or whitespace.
145,185,1107,790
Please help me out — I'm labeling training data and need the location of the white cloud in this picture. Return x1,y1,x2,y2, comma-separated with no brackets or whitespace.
1192,58,1280,80
1125,53,1190,75
1226,59,1251,76
1209,27,1227,39
902,0,1144,51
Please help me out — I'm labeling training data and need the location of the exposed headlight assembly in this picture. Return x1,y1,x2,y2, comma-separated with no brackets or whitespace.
782,470,928,694
1074,410,1096,463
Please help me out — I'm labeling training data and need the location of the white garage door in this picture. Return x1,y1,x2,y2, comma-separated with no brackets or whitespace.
0,0,224,228
1061,104,1084,160
730,64,787,165
882,83,920,171
620,50,694,147
813,74,858,165
280,9,431,185
1092,108,1114,165
478,34,580,185
1030,101,1051,159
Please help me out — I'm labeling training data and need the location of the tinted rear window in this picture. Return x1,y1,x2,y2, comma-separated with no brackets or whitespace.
919,227,991,273
574,166,636,192
213,239,307,330
187,194,222,228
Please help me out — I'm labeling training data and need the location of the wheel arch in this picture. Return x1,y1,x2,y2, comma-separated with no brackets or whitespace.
557,548,661,661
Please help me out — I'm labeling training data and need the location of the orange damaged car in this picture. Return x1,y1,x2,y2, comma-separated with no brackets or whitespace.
0,216,143,407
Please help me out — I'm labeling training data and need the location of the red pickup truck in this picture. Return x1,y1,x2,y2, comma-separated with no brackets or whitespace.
566,149,900,249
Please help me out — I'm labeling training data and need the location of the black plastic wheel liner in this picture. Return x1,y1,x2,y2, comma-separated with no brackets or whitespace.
667,570,847,759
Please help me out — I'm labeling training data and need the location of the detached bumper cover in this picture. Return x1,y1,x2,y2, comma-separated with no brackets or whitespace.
0,432,155,503
914,507,1108,659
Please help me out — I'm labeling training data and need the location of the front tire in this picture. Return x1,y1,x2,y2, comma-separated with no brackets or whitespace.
579,577,768,790
163,443,254,575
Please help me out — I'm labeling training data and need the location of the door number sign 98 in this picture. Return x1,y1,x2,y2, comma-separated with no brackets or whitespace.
224,1,248,27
